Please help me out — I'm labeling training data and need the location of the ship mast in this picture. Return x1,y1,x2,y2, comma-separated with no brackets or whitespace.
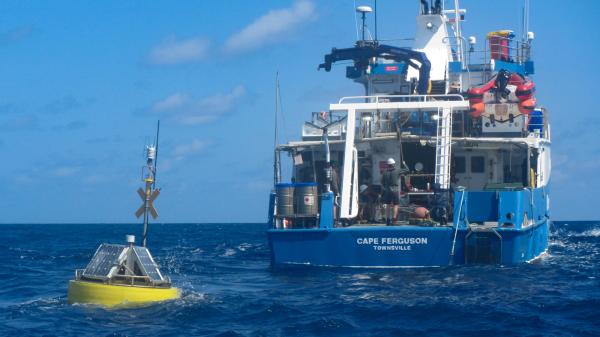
273,73,282,186
453,0,463,63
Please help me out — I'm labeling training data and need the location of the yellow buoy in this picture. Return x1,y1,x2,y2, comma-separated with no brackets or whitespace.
68,280,179,308
68,126,179,308
68,237,179,308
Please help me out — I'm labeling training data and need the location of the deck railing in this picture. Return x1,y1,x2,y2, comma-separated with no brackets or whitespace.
338,94,466,104
355,108,550,141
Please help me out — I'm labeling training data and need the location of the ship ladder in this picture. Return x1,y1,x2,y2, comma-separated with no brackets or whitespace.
434,107,453,190
449,187,466,265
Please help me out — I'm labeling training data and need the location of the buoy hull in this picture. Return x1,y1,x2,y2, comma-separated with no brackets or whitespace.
68,280,180,308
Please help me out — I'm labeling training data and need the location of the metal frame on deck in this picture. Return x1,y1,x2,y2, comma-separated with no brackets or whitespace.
329,95,470,219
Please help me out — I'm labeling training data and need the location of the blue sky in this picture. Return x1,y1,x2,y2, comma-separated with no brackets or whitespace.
0,0,598,223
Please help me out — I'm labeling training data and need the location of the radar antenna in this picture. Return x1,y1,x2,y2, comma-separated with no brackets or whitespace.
356,5,372,41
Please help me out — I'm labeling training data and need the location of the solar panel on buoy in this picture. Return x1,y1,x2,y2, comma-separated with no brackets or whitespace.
132,246,164,281
82,244,125,278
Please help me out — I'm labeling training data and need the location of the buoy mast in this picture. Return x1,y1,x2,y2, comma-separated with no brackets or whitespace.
135,121,161,247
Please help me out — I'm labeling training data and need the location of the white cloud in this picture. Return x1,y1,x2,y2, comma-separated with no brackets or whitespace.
194,85,245,115
224,0,315,54
53,166,81,177
15,173,35,185
153,93,189,112
0,114,39,131
0,26,33,44
148,37,210,65
245,180,272,190
83,174,110,185
173,139,212,160
148,85,246,125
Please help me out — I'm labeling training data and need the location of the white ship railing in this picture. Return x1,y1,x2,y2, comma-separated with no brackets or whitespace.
338,94,466,104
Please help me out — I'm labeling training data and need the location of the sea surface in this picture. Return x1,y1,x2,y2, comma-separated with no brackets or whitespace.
0,221,599,337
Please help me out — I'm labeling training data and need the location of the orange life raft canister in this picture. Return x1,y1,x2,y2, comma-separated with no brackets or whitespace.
516,81,536,101
518,98,536,114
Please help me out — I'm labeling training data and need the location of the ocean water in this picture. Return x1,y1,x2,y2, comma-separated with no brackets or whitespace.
0,221,599,337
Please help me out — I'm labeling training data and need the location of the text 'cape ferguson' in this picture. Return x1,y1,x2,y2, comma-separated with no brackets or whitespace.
356,237,428,245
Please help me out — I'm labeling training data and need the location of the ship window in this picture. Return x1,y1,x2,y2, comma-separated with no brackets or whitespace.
454,156,466,174
471,156,485,173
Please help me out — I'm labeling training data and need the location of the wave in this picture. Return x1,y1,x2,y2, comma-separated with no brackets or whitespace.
220,248,237,257
577,228,600,237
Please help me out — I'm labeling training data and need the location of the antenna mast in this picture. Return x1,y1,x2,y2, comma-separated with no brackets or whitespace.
523,0,530,41
152,120,160,190
273,73,282,186
374,0,378,41
454,0,463,63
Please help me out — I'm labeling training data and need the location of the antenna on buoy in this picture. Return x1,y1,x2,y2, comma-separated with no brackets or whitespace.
135,121,161,247
152,120,160,190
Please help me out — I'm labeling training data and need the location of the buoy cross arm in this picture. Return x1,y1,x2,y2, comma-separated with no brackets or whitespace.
137,188,145,200
135,188,160,219
148,188,160,219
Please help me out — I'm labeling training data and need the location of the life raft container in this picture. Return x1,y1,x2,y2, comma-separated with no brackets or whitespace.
469,102,485,118
468,88,484,104
467,70,536,117
516,81,536,101
518,98,537,115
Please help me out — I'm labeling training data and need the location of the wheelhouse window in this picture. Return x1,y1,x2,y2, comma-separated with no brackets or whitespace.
471,156,485,173
454,156,466,174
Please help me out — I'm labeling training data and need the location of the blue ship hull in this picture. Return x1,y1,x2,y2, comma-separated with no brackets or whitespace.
267,188,550,267
267,220,548,267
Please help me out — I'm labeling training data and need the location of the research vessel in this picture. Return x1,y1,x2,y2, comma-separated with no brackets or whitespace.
267,0,550,267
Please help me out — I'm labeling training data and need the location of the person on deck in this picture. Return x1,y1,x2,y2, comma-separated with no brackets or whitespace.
359,184,380,222
381,158,401,226
330,163,340,222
